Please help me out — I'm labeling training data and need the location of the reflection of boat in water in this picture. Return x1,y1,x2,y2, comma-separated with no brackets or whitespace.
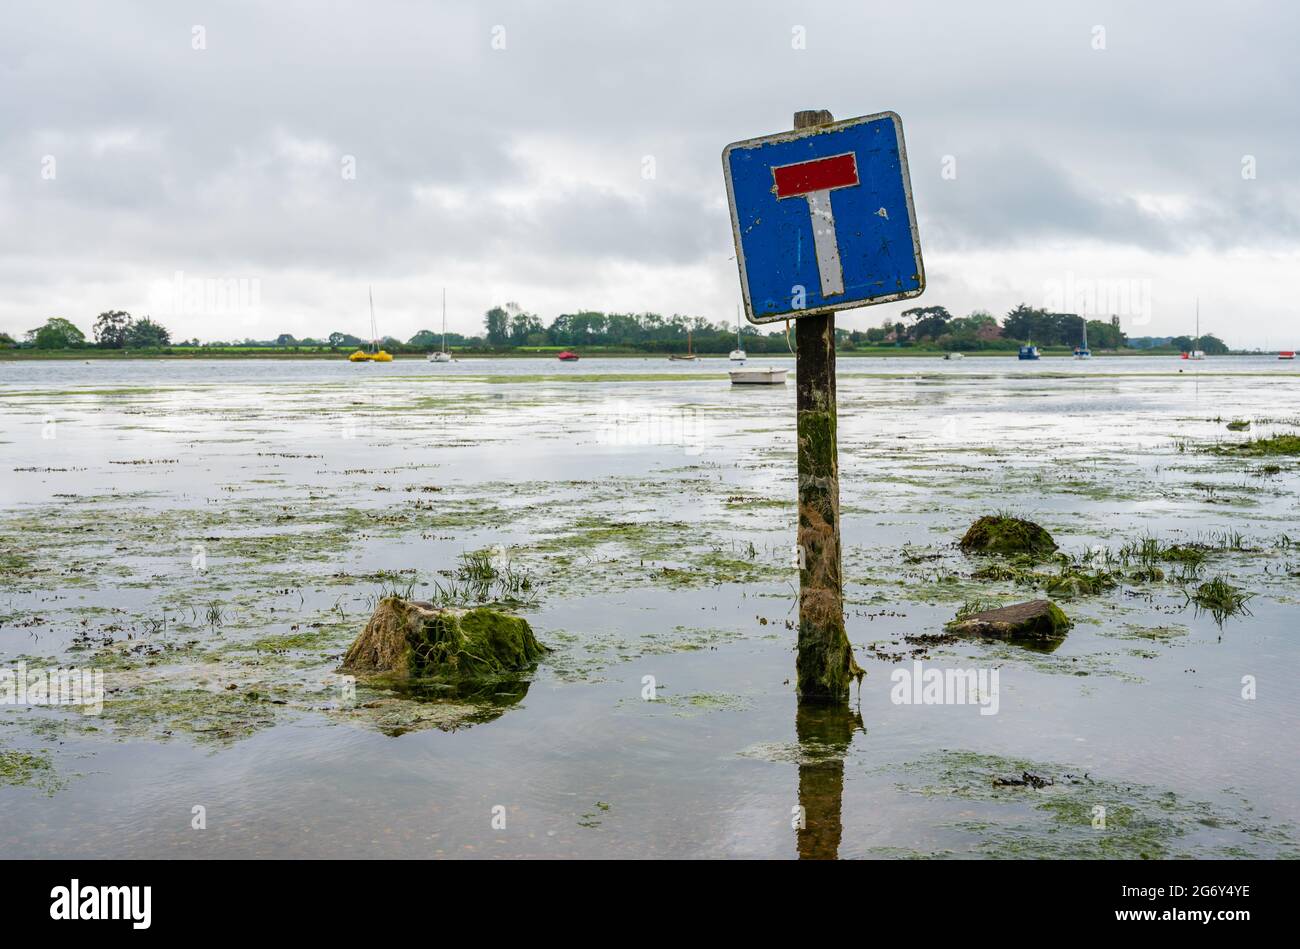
351,286,393,362
557,350,580,362
1018,343,1040,360
669,330,699,361
730,366,787,385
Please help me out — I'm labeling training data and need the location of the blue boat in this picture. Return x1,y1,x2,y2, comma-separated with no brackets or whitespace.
1018,343,1040,360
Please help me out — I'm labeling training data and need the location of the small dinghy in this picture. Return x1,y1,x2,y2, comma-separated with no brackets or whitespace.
729,366,788,385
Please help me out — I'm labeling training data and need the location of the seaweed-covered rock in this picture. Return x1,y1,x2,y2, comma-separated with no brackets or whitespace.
341,597,546,680
1044,570,1117,599
959,515,1057,556
945,599,1071,643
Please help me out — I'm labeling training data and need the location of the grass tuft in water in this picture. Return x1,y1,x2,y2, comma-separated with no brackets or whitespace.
429,550,540,608
1187,576,1254,624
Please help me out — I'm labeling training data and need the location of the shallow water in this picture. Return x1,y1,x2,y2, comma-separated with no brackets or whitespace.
2,355,1298,858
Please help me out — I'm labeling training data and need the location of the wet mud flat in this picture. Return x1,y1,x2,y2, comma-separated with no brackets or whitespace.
1,356,1298,858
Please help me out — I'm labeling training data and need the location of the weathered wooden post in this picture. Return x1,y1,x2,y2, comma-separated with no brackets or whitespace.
721,108,925,705
790,109,861,704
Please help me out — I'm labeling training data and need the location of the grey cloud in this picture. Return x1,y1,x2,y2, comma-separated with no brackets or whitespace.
1,0,1297,340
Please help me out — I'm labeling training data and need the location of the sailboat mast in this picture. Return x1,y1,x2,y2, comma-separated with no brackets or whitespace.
441,287,447,353
1195,297,1200,350
369,285,377,352
736,304,742,348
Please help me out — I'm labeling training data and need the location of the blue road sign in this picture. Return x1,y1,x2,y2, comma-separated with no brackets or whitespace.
723,111,924,324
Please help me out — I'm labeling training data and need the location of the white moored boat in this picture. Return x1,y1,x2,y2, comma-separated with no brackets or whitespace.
729,305,747,362
1073,320,1091,359
428,287,453,363
1181,298,1206,361
729,366,788,385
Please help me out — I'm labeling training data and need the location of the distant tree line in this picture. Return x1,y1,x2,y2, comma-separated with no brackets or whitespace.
4,312,174,350
472,302,1228,354
2,302,1231,354
848,303,1227,354
478,303,791,354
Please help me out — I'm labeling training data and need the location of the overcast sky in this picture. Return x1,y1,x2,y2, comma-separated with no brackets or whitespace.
4,1,1298,347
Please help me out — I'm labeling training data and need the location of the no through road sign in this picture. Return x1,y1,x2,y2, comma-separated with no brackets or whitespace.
722,111,924,324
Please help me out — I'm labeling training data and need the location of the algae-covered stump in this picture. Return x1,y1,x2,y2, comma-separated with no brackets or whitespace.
946,599,1072,644
959,515,1058,556
342,597,546,681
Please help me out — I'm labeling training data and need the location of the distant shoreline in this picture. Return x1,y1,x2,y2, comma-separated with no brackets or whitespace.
0,348,1243,361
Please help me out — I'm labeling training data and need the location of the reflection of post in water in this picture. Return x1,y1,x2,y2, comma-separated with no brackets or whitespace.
795,702,863,860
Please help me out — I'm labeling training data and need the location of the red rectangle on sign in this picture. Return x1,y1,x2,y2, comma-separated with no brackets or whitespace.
772,153,859,198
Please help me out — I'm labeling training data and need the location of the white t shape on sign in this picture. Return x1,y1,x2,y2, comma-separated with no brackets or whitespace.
771,151,861,297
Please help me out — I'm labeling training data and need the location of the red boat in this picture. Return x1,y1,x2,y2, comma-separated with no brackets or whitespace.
1280,351,1296,360
557,350,580,362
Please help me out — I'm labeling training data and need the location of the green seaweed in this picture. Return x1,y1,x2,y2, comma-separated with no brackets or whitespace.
0,746,66,794
1211,434,1300,456
959,515,1058,556
1044,568,1118,599
889,750,1297,859
342,598,546,681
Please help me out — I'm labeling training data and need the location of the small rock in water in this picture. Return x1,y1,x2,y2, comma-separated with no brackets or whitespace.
946,599,1071,643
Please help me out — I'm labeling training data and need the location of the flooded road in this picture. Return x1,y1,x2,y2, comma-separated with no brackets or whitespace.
2,355,1298,858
